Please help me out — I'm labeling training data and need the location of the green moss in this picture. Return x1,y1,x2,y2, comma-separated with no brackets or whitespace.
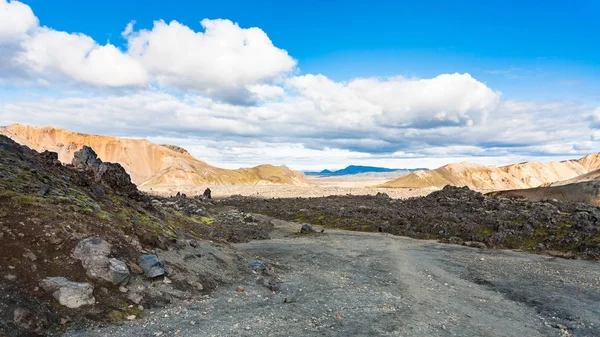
11,195,44,205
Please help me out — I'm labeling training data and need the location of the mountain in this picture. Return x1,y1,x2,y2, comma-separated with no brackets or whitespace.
305,165,426,176
0,124,308,188
488,181,600,206
379,154,600,190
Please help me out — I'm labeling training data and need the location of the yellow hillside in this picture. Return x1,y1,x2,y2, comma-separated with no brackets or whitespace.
0,124,308,187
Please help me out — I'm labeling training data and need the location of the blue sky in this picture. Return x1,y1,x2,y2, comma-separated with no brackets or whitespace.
22,0,600,102
0,0,599,169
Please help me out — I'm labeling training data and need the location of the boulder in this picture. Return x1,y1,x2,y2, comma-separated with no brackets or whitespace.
39,277,95,308
137,255,165,278
107,258,131,285
72,238,130,285
203,188,212,199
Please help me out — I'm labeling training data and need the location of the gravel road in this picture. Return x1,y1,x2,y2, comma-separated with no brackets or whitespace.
67,219,600,337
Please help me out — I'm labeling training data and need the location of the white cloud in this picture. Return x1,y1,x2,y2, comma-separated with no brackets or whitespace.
0,3,296,101
1,88,598,170
285,73,500,129
0,0,37,43
124,19,296,96
18,27,148,87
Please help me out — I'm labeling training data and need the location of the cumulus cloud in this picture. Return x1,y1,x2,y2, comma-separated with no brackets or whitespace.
0,2,296,101
0,0,37,43
18,27,148,87
124,19,296,99
1,88,598,169
285,73,500,129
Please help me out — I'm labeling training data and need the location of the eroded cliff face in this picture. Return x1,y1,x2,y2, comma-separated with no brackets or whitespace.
0,124,308,187
380,154,600,190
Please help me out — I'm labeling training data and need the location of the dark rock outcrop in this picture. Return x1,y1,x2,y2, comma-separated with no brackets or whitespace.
72,146,141,199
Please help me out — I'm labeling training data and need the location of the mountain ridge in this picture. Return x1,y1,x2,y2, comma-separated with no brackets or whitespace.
0,124,308,188
380,154,600,190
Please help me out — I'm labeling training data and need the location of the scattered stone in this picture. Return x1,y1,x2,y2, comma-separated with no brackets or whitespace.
119,286,129,293
4,274,17,281
126,315,136,320
23,251,37,262
250,260,267,271
300,224,314,233
39,277,95,308
128,262,144,275
128,292,144,304
463,241,487,249
236,286,245,292
284,297,293,303
13,307,47,333
137,255,165,278
107,258,131,285
203,188,212,199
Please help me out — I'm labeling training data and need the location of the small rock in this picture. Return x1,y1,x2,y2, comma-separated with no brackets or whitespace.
39,277,95,308
126,315,136,320
463,241,487,249
127,292,144,304
119,286,128,293
23,251,38,261
13,307,47,333
128,262,144,275
31,264,37,272
300,224,314,233
4,274,17,281
137,255,165,278
284,297,293,303
236,286,245,292
250,261,267,271
60,317,70,325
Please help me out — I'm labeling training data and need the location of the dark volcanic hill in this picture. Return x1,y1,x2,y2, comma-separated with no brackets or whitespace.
0,135,274,336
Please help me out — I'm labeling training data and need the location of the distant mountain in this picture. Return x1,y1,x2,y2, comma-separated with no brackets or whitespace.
379,154,600,190
305,165,427,176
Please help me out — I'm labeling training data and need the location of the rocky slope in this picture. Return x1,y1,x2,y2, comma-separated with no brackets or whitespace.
489,181,600,206
0,124,308,188
0,135,278,336
380,154,600,190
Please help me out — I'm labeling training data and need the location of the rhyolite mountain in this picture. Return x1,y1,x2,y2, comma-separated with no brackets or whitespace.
380,155,600,190
0,124,308,188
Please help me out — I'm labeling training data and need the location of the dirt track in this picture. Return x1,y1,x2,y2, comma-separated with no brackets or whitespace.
67,218,600,337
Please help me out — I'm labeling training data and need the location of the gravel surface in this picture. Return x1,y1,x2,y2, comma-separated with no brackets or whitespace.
66,219,600,337
140,184,437,199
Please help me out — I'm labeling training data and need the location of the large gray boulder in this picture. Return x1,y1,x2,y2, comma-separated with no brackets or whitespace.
39,277,95,308
72,238,130,285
